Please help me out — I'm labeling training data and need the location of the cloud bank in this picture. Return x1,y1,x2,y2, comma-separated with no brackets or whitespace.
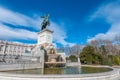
88,0,120,42
0,7,75,46
0,23,37,40
0,7,40,29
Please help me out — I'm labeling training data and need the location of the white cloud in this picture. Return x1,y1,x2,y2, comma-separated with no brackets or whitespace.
0,7,75,46
0,7,40,30
0,23,37,40
49,22,75,46
88,0,120,42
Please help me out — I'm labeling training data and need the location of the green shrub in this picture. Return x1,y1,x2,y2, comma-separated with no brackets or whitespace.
69,55,77,62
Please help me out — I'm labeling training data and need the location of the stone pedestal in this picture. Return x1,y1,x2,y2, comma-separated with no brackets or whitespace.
38,29,53,45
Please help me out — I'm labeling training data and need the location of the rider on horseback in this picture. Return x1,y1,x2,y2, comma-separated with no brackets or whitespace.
41,14,50,30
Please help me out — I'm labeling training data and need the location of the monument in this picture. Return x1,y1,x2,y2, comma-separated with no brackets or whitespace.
38,14,53,47
37,14,66,67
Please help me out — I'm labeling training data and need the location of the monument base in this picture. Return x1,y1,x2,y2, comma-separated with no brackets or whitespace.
36,29,66,68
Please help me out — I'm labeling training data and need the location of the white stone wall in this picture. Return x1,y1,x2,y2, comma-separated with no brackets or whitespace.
31,45,45,68
0,63,43,71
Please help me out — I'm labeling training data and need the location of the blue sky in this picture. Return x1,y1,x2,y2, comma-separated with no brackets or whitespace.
0,0,120,47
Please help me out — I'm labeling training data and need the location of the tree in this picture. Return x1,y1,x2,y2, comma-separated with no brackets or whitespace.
115,35,120,45
113,56,120,65
80,45,103,64
88,39,120,65
89,40,99,52
69,55,77,62
99,45,107,55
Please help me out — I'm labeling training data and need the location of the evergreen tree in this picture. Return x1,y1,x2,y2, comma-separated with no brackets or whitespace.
80,45,103,64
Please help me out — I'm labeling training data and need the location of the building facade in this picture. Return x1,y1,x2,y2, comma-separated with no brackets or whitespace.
0,40,35,56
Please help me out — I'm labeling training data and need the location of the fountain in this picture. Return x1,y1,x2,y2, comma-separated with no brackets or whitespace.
0,14,119,80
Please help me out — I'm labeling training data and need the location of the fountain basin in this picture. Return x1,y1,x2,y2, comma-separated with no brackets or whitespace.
0,66,119,80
